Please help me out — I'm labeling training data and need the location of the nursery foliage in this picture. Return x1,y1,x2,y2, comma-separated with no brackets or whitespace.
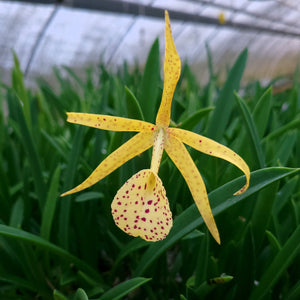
0,42,300,299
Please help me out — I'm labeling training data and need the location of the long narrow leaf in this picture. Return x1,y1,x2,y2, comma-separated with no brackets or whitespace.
0,272,37,292
59,126,85,249
40,166,61,240
252,87,272,138
285,279,300,300
250,224,300,300
9,93,46,207
125,86,145,121
0,225,102,282
251,182,279,250
98,277,151,300
235,92,265,168
134,167,300,276
206,49,247,140
179,107,214,130
263,117,300,141
139,38,160,123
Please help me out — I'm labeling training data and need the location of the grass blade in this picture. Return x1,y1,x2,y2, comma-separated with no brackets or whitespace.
285,279,300,300
178,107,214,130
251,182,279,250
206,49,247,140
250,224,300,300
9,93,46,207
264,117,300,141
98,277,151,300
11,51,31,129
59,126,85,249
74,288,89,300
139,38,160,123
125,86,145,121
0,224,102,282
252,87,272,138
53,290,68,300
9,198,24,228
40,166,61,241
235,92,265,169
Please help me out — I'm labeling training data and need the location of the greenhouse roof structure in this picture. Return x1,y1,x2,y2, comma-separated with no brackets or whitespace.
1,0,300,86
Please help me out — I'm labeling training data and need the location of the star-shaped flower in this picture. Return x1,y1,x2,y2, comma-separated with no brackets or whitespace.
61,11,250,244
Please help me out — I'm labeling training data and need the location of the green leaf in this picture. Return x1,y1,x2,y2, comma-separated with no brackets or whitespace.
77,271,105,292
252,87,272,138
98,277,151,300
189,275,233,298
114,238,148,267
194,231,209,286
11,51,31,129
182,229,204,240
59,125,85,249
134,167,300,276
9,198,24,228
139,38,160,123
206,48,248,140
272,175,299,216
40,166,61,240
265,230,281,252
8,93,46,207
285,279,300,300
0,225,102,282
235,92,265,169
75,191,104,202
205,43,215,80
264,117,300,141
250,224,300,300
74,288,89,300
0,272,38,293
251,182,279,250
273,131,297,166
234,225,255,298
41,129,69,161
53,290,68,300
178,107,214,130
125,86,145,121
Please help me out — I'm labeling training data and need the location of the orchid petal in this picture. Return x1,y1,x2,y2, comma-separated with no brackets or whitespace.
66,113,156,132
61,132,154,196
169,128,250,195
165,134,220,244
155,11,181,127
111,169,172,241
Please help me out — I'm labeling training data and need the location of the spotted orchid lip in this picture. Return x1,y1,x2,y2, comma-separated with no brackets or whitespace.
111,170,172,241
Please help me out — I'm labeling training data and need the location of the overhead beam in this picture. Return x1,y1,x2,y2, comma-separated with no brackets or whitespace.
6,0,300,38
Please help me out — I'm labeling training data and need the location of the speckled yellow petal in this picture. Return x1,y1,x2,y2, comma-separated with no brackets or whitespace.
66,113,156,132
155,11,181,127
61,132,154,196
165,134,220,244
111,169,172,242
169,128,250,195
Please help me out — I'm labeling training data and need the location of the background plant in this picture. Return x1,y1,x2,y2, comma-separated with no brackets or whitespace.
0,42,299,299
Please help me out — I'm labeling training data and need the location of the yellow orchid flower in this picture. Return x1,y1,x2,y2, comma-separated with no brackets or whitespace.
61,11,250,244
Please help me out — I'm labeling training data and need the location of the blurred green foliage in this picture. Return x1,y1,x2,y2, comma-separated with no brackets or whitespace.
0,42,300,299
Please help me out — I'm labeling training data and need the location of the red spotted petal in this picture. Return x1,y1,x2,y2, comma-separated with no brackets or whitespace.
111,169,172,242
